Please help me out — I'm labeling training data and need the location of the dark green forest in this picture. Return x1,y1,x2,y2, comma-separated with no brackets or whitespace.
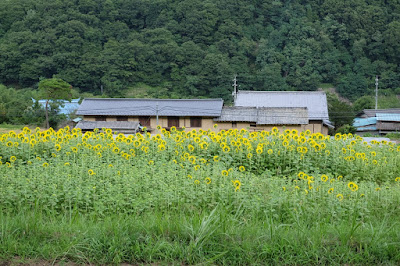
0,0,399,101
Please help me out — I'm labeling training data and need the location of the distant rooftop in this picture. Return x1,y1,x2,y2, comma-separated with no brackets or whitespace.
359,109,400,118
76,98,224,117
376,113,400,122
354,117,377,127
34,98,80,115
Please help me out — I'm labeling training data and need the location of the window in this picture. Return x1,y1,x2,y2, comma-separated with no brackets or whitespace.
168,117,180,128
190,117,202,127
116,116,128,121
139,116,151,127
232,122,237,128
95,116,106,121
250,122,257,127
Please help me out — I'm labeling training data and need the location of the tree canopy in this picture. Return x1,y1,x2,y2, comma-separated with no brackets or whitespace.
39,78,72,101
0,0,399,101
38,78,72,128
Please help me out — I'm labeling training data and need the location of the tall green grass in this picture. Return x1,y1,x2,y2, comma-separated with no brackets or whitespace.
1,195,400,265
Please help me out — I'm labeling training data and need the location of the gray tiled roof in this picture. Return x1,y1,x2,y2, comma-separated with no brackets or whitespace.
214,107,309,125
76,98,223,117
234,91,329,120
76,121,140,130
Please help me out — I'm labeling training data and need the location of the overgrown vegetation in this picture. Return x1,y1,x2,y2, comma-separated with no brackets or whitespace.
386,132,400,140
0,84,68,128
0,127,399,264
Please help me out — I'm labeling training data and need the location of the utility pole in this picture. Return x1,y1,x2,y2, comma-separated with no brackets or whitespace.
100,84,104,95
375,76,379,110
156,102,159,126
232,75,239,102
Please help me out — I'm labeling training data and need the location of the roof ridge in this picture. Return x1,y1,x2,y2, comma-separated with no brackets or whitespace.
238,90,325,94
83,98,224,101
223,106,308,109
364,108,400,111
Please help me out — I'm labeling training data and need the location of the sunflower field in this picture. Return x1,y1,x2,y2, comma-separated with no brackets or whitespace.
1,126,400,264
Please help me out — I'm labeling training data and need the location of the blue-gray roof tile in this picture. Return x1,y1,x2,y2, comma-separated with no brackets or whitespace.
234,91,329,120
376,113,400,122
76,98,224,117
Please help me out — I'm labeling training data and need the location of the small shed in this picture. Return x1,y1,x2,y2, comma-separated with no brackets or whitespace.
376,113,400,133
354,109,400,135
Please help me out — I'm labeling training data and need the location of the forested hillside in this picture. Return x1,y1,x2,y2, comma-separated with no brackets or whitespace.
0,0,399,100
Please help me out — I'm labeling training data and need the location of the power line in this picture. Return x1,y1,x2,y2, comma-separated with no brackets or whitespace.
77,104,360,115
375,75,379,110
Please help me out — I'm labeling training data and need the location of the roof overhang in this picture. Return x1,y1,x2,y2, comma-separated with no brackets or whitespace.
75,121,140,131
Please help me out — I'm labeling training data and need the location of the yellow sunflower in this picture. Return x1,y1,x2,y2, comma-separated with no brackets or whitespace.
347,182,359,192
232,180,241,192
321,174,329,182
336,194,344,201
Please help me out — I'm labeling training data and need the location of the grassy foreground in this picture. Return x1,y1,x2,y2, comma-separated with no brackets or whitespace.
1,203,400,265
1,127,400,264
